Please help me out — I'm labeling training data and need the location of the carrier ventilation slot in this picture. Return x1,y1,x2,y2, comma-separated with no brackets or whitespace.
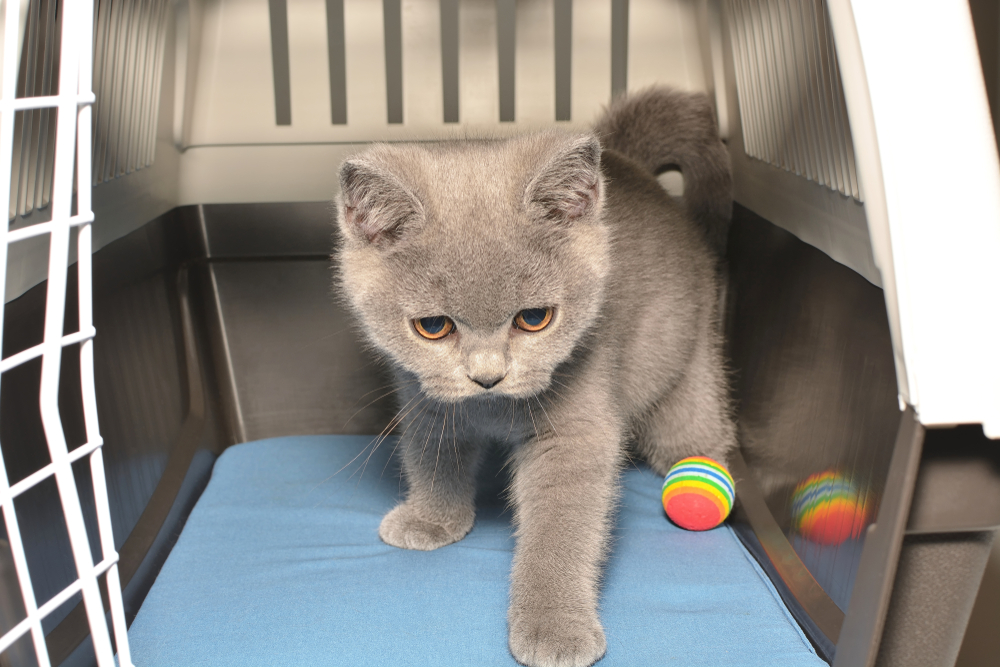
7,0,170,220
92,0,169,185
296,0,628,126
728,0,862,201
8,0,61,220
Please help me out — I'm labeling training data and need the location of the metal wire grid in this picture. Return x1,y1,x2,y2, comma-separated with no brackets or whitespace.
0,0,133,664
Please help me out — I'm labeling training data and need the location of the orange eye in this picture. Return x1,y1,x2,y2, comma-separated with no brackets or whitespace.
414,316,454,340
514,308,553,332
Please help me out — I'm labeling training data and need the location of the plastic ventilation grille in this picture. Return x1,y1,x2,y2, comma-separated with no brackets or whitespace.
0,0,133,665
5,0,168,220
7,0,59,220
92,0,169,185
727,0,862,201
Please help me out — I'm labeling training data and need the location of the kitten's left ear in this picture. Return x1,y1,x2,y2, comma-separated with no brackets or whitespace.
525,134,603,224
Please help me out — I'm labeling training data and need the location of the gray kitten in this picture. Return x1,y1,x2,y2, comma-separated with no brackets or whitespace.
334,87,736,667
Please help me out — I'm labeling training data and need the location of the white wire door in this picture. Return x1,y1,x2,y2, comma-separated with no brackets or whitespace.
0,0,133,665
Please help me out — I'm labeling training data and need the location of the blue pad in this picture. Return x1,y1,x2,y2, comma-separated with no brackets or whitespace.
128,436,826,666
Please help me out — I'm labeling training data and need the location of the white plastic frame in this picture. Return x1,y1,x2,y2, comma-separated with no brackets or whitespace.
828,0,1000,438
0,0,134,665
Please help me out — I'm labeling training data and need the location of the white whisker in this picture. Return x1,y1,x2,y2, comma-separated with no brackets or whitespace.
526,401,540,441
343,379,420,428
420,404,443,466
383,398,433,478
430,404,449,493
534,396,558,438
354,394,426,482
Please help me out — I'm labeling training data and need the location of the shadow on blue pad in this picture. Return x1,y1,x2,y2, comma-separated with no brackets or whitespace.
127,435,826,666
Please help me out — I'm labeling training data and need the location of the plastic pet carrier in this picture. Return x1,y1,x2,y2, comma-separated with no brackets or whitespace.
0,0,998,666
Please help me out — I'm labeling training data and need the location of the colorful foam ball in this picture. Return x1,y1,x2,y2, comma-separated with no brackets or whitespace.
791,470,870,545
661,456,735,531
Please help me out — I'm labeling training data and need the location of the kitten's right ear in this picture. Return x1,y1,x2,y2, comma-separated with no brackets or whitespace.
338,157,423,248
525,134,603,224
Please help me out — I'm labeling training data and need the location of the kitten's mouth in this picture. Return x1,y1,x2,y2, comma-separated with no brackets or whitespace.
468,374,506,390
418,377,549,403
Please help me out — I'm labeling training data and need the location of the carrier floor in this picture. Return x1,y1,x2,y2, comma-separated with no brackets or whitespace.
127,435,826,666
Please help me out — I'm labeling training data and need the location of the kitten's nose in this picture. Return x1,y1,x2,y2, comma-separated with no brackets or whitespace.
470,375,505,390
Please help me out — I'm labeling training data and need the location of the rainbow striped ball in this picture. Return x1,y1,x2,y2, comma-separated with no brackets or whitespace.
661,457,735,531
791,470,869,545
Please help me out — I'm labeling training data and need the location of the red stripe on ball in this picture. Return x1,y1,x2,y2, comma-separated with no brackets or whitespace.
665,493,724,531
800,504,867,545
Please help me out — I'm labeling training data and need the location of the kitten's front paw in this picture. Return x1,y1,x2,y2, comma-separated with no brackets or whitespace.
508,606,607,667
378,502,473,551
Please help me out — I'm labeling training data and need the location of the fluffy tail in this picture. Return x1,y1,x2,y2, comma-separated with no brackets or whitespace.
594,87,732,252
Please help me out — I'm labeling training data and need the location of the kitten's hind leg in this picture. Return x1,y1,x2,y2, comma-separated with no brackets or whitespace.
635,331,736,476
379,400,485,551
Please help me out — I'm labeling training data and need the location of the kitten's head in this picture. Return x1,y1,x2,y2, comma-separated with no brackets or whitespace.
334,132,610,402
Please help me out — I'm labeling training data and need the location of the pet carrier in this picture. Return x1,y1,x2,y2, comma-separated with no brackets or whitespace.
0,0,998,666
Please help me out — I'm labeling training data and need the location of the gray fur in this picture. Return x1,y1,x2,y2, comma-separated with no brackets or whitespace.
333,87,736,667
594,87,732,252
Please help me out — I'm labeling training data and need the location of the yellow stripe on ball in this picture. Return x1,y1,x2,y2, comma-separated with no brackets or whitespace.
662,480,730,515
661,457,735,531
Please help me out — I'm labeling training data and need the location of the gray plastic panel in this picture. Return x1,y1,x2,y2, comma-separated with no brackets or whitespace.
876,532,995,667
207,259,392,442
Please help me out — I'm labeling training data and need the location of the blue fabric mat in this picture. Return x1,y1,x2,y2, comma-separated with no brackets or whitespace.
128,435,826,666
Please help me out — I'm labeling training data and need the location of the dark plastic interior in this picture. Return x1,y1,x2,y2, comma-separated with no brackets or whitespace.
0,202,997,667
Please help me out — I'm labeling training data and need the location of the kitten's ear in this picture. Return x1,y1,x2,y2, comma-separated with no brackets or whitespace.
338,157,423,247
525,134,603,224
